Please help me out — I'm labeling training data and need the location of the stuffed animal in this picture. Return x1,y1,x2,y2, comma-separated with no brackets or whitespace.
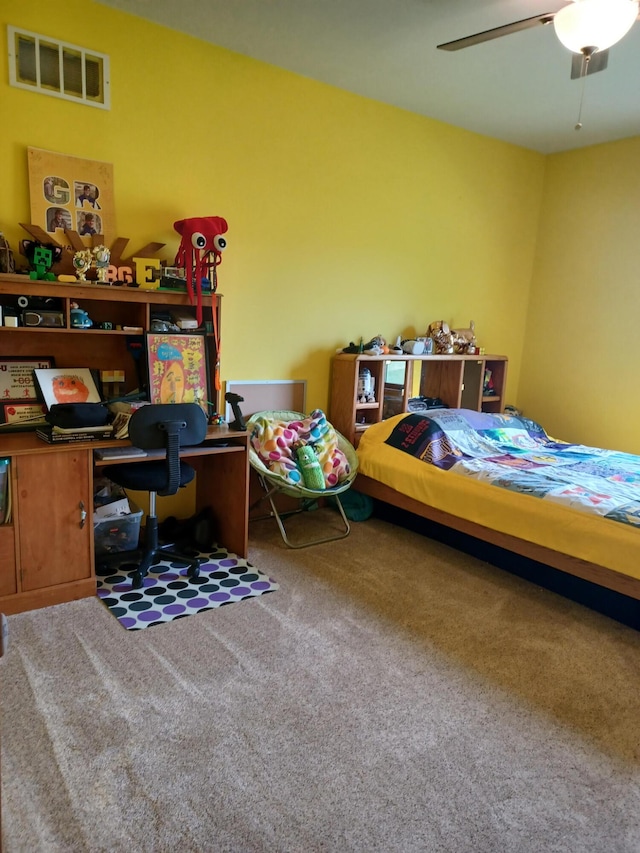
21,240,63,281
173,217,228,326
340,335,386,355
294,443,325,490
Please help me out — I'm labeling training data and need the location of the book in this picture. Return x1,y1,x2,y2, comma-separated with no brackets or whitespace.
36,427,115,444
52,423,114,435
94,446,148,460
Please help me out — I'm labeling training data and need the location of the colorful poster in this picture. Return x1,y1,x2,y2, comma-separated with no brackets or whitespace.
146,334,209,414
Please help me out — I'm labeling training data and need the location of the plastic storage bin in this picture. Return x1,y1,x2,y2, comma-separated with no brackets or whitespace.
0,459,8,525
93,501,143,557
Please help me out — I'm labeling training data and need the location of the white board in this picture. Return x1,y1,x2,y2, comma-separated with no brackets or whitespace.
224,380,307,422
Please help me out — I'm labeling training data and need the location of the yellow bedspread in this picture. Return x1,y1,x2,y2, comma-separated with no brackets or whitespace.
357,413,640,581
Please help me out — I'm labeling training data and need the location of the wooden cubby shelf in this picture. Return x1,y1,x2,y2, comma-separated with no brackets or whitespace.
329,352,508,447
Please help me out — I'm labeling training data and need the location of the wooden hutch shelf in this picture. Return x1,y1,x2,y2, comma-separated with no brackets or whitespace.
0,273,250,615
329,351,508,447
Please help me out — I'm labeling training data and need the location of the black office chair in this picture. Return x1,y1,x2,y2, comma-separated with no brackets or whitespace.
101,403,208,589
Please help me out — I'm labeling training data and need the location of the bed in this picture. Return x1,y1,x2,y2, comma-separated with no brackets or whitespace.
354,408,640,602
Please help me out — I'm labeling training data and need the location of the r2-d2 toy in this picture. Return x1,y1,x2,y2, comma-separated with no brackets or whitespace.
358,368,376,403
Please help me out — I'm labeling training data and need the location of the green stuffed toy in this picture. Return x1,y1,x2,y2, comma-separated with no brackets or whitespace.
22,241,62,281
295,443,325,490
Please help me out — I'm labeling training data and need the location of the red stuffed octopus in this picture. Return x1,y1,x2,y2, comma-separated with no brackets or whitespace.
173,216,228,326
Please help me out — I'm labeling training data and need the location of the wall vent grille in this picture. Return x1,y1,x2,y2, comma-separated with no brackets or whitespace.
8,26,110,110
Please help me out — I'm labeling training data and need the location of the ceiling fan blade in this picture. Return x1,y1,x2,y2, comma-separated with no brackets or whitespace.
570,48,609,79
437,13,555,51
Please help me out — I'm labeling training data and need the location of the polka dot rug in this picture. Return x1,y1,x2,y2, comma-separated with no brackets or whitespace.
96,547,278,630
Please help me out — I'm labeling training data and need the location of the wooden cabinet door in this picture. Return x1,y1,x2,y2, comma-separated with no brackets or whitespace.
0,526,17,596
16,450,93,591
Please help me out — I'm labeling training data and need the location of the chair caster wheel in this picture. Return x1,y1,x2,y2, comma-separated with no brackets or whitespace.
131,571,144,589
188,565,200,580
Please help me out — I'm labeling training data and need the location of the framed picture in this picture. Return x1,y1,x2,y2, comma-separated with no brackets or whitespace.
0,356,55,402
0,356,55,432
146,333,209,414
34,368,102,411
28,147,116,243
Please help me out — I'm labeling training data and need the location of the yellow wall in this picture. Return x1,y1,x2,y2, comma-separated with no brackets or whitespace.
519,137,640,452
3,1,639,462
1,0,544,421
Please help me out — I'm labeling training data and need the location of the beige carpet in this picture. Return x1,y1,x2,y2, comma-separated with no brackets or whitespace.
2,511,640,852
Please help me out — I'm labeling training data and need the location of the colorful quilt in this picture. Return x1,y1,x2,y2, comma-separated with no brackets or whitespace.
384,409,640,529
250,409,352,489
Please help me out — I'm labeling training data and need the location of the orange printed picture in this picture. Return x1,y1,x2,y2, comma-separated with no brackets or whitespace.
34,368,102,410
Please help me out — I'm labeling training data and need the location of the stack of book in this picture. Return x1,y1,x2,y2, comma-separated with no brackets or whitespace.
36,423,115,444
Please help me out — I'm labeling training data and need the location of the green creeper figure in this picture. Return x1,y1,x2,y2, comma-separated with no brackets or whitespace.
29,245,56,281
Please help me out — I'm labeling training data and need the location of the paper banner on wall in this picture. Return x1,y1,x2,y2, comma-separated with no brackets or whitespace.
27,147,116,244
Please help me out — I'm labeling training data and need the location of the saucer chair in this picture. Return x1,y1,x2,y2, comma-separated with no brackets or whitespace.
248,410,359,549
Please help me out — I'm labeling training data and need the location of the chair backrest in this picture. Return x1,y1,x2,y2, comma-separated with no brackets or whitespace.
129,403,208,496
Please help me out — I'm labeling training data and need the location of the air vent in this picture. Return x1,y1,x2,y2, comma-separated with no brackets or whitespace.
8,26,110,109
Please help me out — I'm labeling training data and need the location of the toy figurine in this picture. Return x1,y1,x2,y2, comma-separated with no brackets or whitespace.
70,301,93,329
173,216,228,326
21,240,62,280
340,335,386,355
358,368,376,403
73,249,93,281
92,244,111,283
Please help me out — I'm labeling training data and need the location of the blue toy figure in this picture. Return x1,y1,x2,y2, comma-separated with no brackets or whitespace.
70,302,93,328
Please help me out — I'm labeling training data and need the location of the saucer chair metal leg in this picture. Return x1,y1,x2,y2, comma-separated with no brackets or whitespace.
250,475,308,521
265,488,351,549
249,475,294,518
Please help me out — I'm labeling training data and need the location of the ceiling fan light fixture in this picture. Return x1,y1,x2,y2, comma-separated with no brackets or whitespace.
553,0,639,53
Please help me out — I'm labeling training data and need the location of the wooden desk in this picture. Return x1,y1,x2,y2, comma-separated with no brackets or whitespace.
0,425,249,615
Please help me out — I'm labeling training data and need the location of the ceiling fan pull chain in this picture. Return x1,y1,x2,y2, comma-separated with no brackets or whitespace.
575,57,589,130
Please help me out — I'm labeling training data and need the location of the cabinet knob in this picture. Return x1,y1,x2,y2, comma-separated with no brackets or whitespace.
79,501,87,529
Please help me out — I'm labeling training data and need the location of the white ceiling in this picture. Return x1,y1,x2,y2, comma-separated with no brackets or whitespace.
96,0,640,154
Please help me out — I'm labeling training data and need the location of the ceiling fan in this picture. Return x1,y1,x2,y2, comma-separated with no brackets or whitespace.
437,0,640,79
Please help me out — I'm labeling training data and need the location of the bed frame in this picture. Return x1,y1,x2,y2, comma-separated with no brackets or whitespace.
355,473,640,602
